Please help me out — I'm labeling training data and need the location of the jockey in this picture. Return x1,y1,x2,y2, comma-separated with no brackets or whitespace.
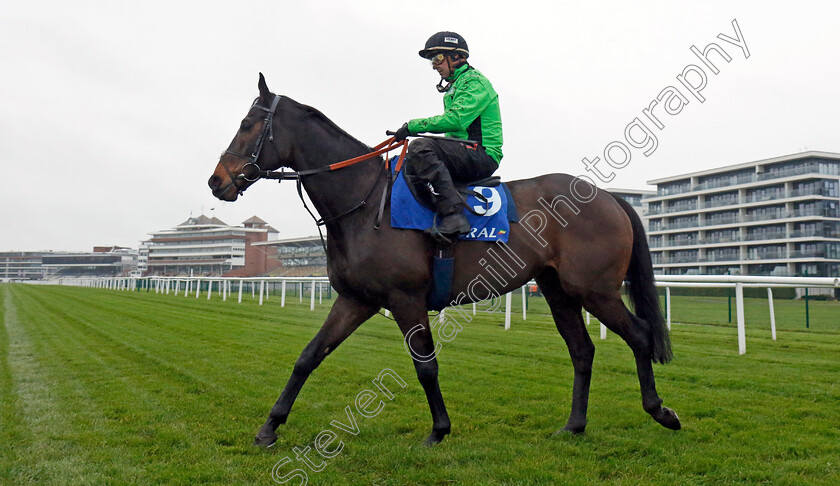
391,31,503,243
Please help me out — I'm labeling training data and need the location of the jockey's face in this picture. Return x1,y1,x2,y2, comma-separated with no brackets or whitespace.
430,52,453,79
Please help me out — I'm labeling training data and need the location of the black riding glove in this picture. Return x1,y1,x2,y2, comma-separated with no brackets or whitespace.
391,123,410,142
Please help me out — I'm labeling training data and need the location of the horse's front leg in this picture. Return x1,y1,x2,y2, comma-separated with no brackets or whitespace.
391,293,451,446
255,294,379,447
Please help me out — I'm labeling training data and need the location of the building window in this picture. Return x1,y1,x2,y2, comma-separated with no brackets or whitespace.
705,228,740,243
745,204,785,222
746,185,784,203
746,224,786,241
747,244,786,260
705,191,738,208
707,211,739,226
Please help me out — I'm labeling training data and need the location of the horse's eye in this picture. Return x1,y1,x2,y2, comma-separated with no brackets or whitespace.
240,123,252,132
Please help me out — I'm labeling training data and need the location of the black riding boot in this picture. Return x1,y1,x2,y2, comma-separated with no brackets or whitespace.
428,179,471,243
406,139,472,243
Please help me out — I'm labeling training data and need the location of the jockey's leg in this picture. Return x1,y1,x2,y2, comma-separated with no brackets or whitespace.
406,138,470,242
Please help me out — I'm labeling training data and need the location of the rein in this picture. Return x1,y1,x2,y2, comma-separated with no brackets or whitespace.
222,94,409,249
286,139,406,252
247,136,408,182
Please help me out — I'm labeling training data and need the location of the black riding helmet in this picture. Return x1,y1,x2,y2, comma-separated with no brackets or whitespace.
418,31,469,59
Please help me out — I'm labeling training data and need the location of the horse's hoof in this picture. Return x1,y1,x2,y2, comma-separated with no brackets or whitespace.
423,428,449,447
254,433,278,448
551,423,586,437
653,406,681,430
561,421,587,435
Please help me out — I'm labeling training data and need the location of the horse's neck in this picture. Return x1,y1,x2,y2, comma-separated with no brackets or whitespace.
292,121,382,230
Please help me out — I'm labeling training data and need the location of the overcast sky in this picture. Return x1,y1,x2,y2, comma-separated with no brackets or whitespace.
2,0,839,252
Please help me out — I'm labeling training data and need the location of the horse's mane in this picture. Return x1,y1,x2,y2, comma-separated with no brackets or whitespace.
284,96,371,152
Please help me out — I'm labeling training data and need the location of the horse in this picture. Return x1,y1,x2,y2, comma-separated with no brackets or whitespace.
209,74,680,447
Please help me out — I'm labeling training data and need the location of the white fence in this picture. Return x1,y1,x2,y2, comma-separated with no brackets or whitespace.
50,274,839,355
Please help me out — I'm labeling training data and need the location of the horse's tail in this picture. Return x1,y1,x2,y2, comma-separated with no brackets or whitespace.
610,193,673,364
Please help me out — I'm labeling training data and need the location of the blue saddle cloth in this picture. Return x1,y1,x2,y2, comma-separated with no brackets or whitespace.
389,160,517,243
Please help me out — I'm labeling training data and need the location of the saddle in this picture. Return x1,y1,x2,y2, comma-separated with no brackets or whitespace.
392,164,516,311
402,163,502,216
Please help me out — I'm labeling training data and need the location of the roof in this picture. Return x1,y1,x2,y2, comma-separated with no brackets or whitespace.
647,150,840,185
242,215,267,225
606,188,656,196
177,215,228,227
252,236,323,248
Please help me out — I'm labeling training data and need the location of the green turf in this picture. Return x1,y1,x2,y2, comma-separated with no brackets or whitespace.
1,283,838,485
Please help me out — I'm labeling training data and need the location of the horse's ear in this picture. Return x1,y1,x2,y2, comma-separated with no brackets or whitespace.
258,72,270,99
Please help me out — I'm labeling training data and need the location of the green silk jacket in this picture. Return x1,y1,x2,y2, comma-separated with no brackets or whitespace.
407,64,503,163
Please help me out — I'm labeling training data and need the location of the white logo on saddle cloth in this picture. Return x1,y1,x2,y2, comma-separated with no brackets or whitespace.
471,186,502,217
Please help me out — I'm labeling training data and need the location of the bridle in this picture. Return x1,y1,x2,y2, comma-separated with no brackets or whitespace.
217,94,409,247
219,94,286,196
220,94,409,187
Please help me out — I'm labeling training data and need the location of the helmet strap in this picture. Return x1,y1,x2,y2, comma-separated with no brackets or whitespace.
435,55,466,93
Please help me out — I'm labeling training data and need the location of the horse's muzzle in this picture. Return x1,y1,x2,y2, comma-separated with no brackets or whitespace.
208,174,240,201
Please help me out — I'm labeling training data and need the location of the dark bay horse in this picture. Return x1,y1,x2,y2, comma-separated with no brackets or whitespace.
209,74,680,447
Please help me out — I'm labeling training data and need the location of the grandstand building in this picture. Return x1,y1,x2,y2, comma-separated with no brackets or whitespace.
645,151,840,277
0,252,48,281
144,215,282,277
41,248,137,278
1,248,138,281
253,236,327,277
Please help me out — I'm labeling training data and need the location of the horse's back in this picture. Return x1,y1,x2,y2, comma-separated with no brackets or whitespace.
503,173,633,293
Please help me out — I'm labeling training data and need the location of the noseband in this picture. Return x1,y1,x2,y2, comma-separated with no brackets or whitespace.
220,95,287,195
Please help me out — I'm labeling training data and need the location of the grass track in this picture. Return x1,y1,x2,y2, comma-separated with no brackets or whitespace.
1,283,839,485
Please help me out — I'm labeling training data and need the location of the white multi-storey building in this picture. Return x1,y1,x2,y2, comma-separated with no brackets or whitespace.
645,151,840,277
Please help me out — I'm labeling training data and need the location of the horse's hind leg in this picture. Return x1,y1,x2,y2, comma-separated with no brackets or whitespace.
584,293,681,430
255,295,379,447
536,270,595,434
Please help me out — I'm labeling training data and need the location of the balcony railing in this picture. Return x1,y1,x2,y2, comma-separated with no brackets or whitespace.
747,251,787,260
669,256,700,264
744,192,785,204
693,174,755,191
655,163,840,198
792,208,828,218
705,217,740,226
698,254,741,263
665,221,700,230
703,235,741,244
744,231,787,241
790,187,834,198
665,204,698,214
790,250,827,258
757,164,817,181
702,198,739,209
790,229,820,238
743,212,785,223
665,239,699,247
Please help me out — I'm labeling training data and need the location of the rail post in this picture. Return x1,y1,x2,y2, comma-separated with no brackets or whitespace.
504,292,512,330
767,287,776,341
736,282,746,355
310,280,316,311
281,280,287,307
